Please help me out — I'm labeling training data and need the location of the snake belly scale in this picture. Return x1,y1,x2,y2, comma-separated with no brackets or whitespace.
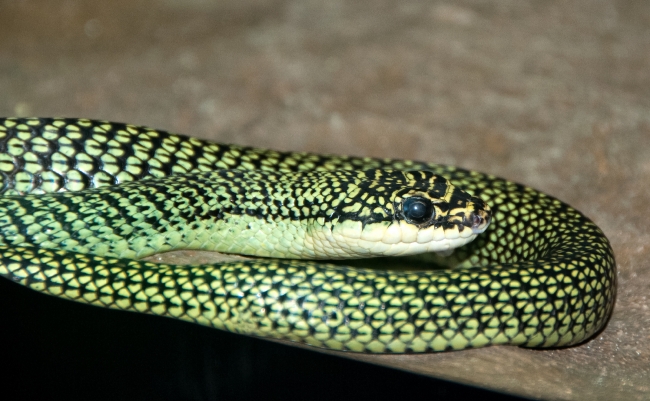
0,117,615,353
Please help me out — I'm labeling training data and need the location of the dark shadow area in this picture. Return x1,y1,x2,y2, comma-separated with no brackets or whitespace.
0,278,529,401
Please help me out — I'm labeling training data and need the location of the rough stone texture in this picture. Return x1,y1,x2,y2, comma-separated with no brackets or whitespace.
1,0,648,399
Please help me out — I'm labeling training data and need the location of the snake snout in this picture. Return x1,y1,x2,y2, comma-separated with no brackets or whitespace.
465,201,491,234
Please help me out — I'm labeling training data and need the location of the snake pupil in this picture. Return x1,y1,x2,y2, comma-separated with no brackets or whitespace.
410,202,426,218
402,196,434,224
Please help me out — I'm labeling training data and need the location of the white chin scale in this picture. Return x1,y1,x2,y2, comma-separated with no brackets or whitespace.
306,220,481,259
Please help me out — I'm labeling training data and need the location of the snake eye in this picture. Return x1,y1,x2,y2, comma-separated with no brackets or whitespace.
402,196,434,224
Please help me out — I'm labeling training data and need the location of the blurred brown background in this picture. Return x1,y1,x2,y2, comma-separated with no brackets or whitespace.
1,0,649,399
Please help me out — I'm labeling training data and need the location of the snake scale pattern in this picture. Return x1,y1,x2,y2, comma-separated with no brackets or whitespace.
0,117,615,353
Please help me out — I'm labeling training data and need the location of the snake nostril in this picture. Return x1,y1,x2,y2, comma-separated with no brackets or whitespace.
465,211,490,231
470,213,482,228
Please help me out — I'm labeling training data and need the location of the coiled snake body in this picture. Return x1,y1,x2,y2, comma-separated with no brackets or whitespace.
0,118,615,353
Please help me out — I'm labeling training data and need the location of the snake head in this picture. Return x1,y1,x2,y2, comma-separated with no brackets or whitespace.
313,169,492,259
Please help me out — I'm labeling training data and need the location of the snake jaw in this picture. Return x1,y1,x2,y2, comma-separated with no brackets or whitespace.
319,217,483,258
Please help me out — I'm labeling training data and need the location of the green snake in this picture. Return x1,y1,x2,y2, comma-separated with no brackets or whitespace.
0,117,616,353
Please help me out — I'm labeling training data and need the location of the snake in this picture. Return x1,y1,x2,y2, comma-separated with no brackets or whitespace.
0,117,615,353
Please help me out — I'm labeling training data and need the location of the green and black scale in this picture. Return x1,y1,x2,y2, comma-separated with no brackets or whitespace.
0,117,616,353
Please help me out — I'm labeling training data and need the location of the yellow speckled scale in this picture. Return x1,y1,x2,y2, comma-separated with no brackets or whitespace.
0,117,616,353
